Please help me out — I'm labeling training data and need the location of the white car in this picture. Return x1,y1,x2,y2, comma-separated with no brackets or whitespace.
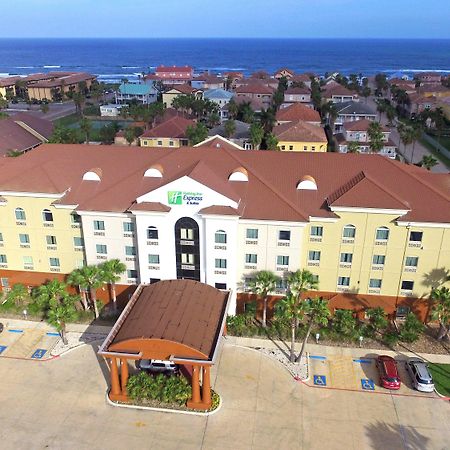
136,359,178,374
405,358,434,393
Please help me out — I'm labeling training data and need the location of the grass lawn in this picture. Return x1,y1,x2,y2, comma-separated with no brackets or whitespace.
54,113,80,127
419,137,450,168
428,363,450,397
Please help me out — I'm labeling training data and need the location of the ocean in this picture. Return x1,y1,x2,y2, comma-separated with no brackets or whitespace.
0,38,449,83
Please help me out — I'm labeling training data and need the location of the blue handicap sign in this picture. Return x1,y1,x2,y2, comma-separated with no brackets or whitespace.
361,379,375,390
31,349,47,359
0,345,7,354
313,375,327,386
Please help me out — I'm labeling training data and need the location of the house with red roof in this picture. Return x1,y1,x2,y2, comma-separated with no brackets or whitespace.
235,83,275,108
154,66,193,85
162,84,203,108
283,86,312,107
275,103,321,126
323,81,359,103
274,68,295,80
139,116,195,148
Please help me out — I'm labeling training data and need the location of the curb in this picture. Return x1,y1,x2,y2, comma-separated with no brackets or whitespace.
105,391,222,416
433,388,450,401
51,338,105,358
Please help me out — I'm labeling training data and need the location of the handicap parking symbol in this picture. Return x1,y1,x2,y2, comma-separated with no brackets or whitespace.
31,349,47,359
361,379,375,390
0,345,7,355
313,375,327,386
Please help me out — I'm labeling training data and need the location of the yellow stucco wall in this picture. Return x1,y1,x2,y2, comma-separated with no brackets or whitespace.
0,85,16,98
0,196,85,275
139,137,186,148
277,140,327,152
302,211,450,299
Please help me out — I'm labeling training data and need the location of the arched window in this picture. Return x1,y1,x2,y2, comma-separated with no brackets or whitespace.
15,207,26,221
147,226,158,240
342,224,356,239
375,226,389,241
42,209,53,222
215,230,227,244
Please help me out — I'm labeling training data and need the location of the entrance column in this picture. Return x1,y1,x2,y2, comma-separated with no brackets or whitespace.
202,365,211,407
120,358,129,398
110,357,121,398
187,364,202,409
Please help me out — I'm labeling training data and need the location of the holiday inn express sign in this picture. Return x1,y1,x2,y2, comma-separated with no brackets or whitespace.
168,191,204,206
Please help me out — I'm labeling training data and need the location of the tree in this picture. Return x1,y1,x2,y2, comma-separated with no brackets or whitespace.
73,265,105,319
297,297,330,362
48,126,81,144
6,150,22,157
6,284,30,307
248,270,280,328
124,127,137,146
227,99,238,119
431,287,450,340
258,108,276,133
0,95,8,110
98,122,119,144
264,132,278,150
224,119,236,139
47,295,77,345
410,124,423,163
249,122,264,149
368,121,385,153
321,101,338,130
67,268,90,310
186,122,208,145
376,100,387,123
79,118,92,143
385,105,396,126
207,112,220,128
100,259,126,311
374,73,388,94
332,309,357,337
399,313,425,343
287,269,318,329
33,279,68,311
419,155,438,171
361,86,371,102
347,141,361,153
277,292,306,362
399,124,414,157
72,92,86,117
366,307,388,333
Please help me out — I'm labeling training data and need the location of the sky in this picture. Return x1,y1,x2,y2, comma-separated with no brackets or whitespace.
2,0,450,39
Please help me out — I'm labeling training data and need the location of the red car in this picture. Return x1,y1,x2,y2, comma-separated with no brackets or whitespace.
376,355,401,390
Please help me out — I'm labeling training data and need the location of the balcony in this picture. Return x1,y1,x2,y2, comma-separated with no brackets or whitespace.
368,288,381,294
43,223,54,228
50,267,61,272
0,264,8,269
126,257,136,262
400,290,413,297
123,233,135,238
371,265,384,271
20,244,30,249
181,264,195,271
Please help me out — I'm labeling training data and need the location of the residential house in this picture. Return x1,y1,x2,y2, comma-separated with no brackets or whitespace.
323,81,359,103
0,113,53,157
115,83,157,105
208,120,253,149
100,104,123,117
234,77,279,91
389,79,417,95
191,73,225,90
235,84,274,109
275,103,321,126
283,87,312,107
274,120,327,152
154,66,193,85
139,116,195,148
162,84,203,108
289,74,312,89
407,94,438,116
334,101,377,133
0,76,21,99
223,72,244,89
415,72,442,86
204,89,234,121
336,119,397,159
27,72,97,102
274,68,295,80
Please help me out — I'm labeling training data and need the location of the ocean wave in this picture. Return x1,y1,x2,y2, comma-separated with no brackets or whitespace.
121,66,141,69
96,73,140,78
383,68,450,73
15,66,35,69
43,65,61,68
0,73,10,77
199,67,247,72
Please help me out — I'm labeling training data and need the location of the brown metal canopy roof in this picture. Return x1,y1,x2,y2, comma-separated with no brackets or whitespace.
99,280,230,363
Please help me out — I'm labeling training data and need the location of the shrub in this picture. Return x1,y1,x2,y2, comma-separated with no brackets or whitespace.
226,313,258,337
383,331,399,348
332,309,357,337
366,307,389,332
399,313,425,343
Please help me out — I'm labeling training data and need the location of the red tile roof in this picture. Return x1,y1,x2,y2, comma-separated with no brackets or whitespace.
285,87,311,95
323,81,357,99
276,103,321,123
235,84,274,95
0,76,22,87
156,66,192,73
141,116,195,139
343,119,388,132
274,120,327,143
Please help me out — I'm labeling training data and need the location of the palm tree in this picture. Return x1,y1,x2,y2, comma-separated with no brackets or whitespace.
100,259,126,311
258,108,276,133
296,297,330,362
347,141,361,153
67,268,89,310
6,284,30,307
321,101,338,131
277,292,306,362
430,287,450,340
287,269,318,328
47,295,77,345
74,265,105,319
79,118,92,143
368,122,385,153
410,124,423,164
250,122,264,149
33,279,68,310
248,270,280,327
376,100,387,123
264,132,278,150
224,119,236,139
419,155,438,171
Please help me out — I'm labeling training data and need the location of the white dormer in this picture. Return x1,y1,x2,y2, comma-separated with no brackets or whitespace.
83,168,102,181
229,167,248,182
297,175,317,190
144,164,164,178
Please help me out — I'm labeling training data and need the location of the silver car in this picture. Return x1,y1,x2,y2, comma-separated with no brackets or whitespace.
136,359,178,374
405,358,434,392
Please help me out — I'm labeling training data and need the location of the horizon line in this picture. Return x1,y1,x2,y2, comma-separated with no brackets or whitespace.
0,36,450,40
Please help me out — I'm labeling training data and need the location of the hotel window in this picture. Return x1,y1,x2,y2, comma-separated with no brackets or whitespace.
310,226,323,237
49,257,60,267
372,254,386,265
127,269,138,279
180,228,194,240
278,230,291,241
215,258,227,269
169,140,174,147
157,140,163,146
246,228,258,239
142,140,148,146
338,276,350,287
148,254,160,264
71,213,81,224
369,279,382,288
340,253,353,263
0,255,7,263
46,235,57,245
308,251,321,261
409,231,423,242
401,280,414,291
15,207,26,221
277,255,289,266
215,230,227,244
147,226,158,240
123,222,135,232
311,146,316,152
23,256,33,266
96,244,107,254
181,253,195,264
125,246,136,256
73,237,84,247
289,145,294,151
303,146,307,151
19,234,30,244
281,145,286,150
245,254,257,264
42,209,53,222
405,256,418,267
215,283,227,290
375,227,389,241
94,220,105,231
342,224,356,238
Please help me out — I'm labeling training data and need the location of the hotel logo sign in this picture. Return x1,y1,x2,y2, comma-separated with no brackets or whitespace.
168,191,203,206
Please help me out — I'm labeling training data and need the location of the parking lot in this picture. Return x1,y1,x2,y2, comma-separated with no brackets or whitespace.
307,354,438,398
